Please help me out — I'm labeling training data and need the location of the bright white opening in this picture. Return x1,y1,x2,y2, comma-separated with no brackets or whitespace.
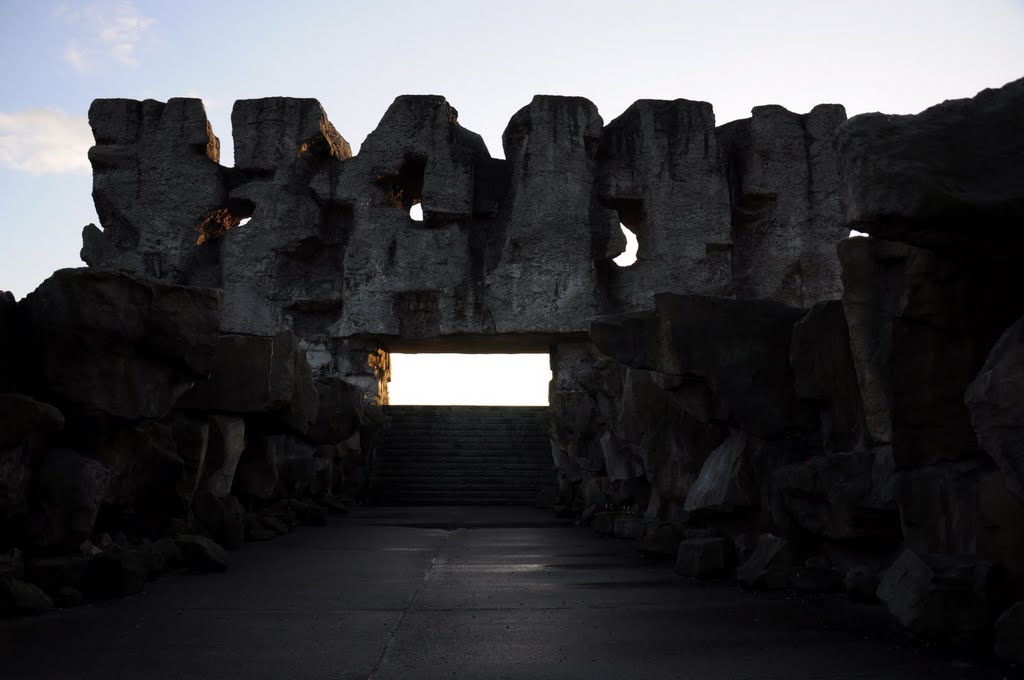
613,224,638,267
849,229,868,238
409,203,423,221
388,353,550,405
238,217,251,227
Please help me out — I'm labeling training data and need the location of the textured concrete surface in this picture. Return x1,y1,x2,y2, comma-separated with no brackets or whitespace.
0,507,1009,679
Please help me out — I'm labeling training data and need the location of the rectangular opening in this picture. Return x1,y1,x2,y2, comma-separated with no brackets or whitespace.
387,353,551,406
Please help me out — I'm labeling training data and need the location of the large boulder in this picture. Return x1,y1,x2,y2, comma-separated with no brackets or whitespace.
232,434,280,501
790,301,868,453
876,550,992,641
736,533,796,590
175,534,229,572
838,237,1021,468
683,429,758,516
966,315,1024,502
201,416,245,498
307,376,363,444
94,420,187,525
178,330,318,435
0,394,64,451
591,293,812,440
0,395,63,528
771,447,898,542
19,269,220,420
836,77,1024,252
896,461,1024,597
994,602,1024,665
0,577,55,617
29,448,111,552
191,491,244,550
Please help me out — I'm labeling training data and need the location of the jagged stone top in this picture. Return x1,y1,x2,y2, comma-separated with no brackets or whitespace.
91,80,1024,349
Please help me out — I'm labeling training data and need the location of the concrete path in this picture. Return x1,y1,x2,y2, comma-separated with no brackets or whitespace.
0,507,1009,680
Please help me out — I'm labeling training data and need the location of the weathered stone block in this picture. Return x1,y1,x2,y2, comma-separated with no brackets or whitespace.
736,533,795,590
20,269,220,420
876,550,992,641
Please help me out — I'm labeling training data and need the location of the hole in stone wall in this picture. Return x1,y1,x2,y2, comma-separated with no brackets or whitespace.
388,353,551,405
409,203,423,222
376,155,426,214
606,198,644,268
849,229,868,238
613,224,638,267
238,217,251,227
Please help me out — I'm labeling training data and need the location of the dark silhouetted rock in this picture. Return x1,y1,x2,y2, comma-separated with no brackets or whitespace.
896,461,1024,598
54,586,85,608
30,448,110,552
838,237,1020,468
994,602,1024,665
966,315,1024,502
143,537,182,576
771,447,898,542
202,415,245,498
308,377,363,444
592,294,812,440
736,533,795,590
20,269,220,419
192,491,245,550
0,577,55,617
171,413,208,506
790,301,868,452
876,550,992,641
175,534,229,572
836,77,1024,252
845,566,881,603
0,291,19,392
83,551,148,599
98,420,187,520
674,537,734,578
683,430,758,516
25,556,87,595
244,514,275,542
233,433,280,501
179,331,317,435
0,394,64,450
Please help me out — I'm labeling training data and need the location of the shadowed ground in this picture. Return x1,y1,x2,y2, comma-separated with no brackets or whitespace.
0,507,1007,680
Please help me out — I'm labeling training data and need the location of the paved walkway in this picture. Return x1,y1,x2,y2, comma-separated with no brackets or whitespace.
0,507,1008,679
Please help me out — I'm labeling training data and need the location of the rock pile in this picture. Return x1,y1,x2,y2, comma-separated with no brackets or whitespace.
549,77,1024,660
0,268,374,616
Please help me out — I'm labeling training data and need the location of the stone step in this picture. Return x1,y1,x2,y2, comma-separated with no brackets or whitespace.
372,405,551,506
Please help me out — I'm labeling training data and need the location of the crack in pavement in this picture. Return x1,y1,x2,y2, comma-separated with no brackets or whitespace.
367,529,453,680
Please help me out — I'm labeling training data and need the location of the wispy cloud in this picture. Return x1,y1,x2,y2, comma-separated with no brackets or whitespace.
0,109,92,175
55,1,155,74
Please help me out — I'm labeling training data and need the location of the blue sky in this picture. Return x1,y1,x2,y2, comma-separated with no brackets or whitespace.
1,0,1023,303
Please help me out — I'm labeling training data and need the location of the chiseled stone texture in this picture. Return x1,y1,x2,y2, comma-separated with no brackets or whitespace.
81,98,228,285
81,92,851,356
837,76,1024,252
719,103,848,305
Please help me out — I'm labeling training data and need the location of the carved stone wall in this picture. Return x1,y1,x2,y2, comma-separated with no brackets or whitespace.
81,92,850,395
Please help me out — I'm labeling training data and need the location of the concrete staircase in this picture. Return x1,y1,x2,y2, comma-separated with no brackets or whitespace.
371,405,553,505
